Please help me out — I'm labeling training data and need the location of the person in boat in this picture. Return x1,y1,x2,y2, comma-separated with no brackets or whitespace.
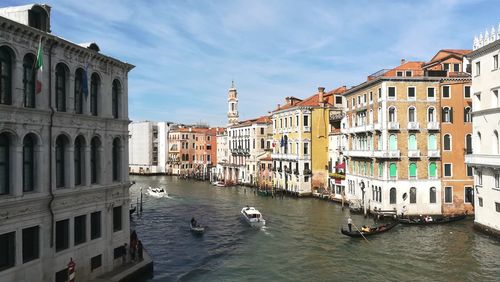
347,217,353,232
361,225,370,233
191,217,197,227
425,215,433,222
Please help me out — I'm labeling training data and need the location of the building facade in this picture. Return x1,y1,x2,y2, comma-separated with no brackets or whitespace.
327,87,347,201
466,25,500,237
0,4,134,281
128,121,171,174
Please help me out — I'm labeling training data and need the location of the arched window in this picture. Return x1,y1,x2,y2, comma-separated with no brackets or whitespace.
443,134,451,151
90,73,100,116
442,107,453,123
74,136,85,186
408,107,416,122
390,187,396,204
112,138,120,181
260,138,265,149
23,54,36,108
23,134,36,192
283,135,288,154
389,163,397,179
389,134,397,151
428,134,437,150
0,133,10,194
91,137,100,184
388,107,396,122
464,107,472,122
429,162,437,179
428,107,435,122
495,131,499,155
55,63,68,112
55,135,68,188
0,47,13,105
410,187,417,203
429,187,436,203
408,134,417,150
465,134,472,154
112,79,120,119
409,163,417,179
74,69,84,114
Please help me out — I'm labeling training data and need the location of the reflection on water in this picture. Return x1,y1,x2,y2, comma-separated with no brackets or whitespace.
130,176,500,282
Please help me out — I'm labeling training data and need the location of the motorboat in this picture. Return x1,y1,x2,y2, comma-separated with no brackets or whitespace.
147,186,168,197
190,222,205,234
241,206,266,228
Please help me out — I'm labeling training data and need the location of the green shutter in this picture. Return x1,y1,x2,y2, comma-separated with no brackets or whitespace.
428,134,436,150
429,162,436,177
409,134,417,150
389,134,397,151
390,163,397,177
409,163,417,177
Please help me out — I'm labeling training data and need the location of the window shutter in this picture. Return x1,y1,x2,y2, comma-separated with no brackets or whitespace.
441,107,445,121
450,107,453,123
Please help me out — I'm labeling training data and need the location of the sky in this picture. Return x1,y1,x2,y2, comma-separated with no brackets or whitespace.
4,0,499,126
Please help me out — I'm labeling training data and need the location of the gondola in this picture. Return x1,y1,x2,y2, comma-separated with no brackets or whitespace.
340,221,399,237
397,214,467,225
190,222,205,234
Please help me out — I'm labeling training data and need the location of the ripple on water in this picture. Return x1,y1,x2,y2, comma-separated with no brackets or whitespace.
130,176,500,282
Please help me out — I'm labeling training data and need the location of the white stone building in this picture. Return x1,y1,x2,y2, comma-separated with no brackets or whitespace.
466,25,500,237
215,130,228,181
0,4,134,281
128,121,171,174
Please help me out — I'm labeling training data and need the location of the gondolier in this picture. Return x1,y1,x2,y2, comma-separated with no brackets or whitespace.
347,217,352,232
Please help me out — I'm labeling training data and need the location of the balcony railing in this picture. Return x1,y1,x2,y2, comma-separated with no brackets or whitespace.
407,122,420,130
373,150,400,158
408,150,421,158
303,169,312,175
427,122,440,130
388,122,400,130
428,150,440,158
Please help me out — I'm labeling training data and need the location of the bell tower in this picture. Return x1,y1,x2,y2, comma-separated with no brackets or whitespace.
227,81,239,125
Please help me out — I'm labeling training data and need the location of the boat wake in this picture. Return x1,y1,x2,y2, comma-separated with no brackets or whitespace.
260,226,273,236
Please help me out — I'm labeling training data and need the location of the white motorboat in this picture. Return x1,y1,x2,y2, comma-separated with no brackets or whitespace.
241,206,266,228
211,181,226,187
147,186,168,197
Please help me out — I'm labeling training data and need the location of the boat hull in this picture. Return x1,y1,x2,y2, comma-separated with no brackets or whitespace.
340,222,398,237
190,223,205,234
240,207,266,228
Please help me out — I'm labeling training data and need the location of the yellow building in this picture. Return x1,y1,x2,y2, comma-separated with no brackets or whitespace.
271,87,344,195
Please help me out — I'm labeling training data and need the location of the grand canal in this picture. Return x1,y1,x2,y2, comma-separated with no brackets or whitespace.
130,176,500,281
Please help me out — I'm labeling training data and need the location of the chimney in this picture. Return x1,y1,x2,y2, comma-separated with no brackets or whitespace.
401,59,406,65
318,87,325,105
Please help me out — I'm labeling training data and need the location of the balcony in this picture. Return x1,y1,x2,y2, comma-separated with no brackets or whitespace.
465,154,500,168
304,126,311,132
365,124,374,131
427,122,440,131
374,123,382,131
373,150,400,158
344,150,372,158
388,122,400,130
408,150,421,158
407,122,420,130
428,150,440,158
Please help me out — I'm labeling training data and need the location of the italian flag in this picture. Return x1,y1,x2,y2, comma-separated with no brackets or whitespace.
35,40,43,94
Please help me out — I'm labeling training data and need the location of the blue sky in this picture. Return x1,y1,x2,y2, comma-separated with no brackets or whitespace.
4,0,498,126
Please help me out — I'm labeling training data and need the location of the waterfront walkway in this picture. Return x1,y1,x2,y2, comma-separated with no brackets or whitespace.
95,250,153,282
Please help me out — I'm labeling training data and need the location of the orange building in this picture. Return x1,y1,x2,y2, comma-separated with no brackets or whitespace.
423,49,474,215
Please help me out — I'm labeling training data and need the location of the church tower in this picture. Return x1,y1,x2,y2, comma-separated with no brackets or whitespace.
227,81,239,125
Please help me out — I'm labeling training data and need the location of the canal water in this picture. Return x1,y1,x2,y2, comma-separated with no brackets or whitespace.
129,176,500,282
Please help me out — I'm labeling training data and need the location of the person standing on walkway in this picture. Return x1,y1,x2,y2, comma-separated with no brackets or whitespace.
122,243,128,265
347,217,353,232
138,240,144,260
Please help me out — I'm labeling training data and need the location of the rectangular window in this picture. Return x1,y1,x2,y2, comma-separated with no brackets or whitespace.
427,87,435,100
91,254,102,271
443,63,450,71
478,197,483,207
0,231,15,271
91,211,101,240
494,55,498,70
303,116,309,127
407,87,415,100
464,187,473,203
478,171,483,185
22,226,39,263
476,61,480,76
444,163,452,177
56,219,69,252
405,70,412,77
369,92,373,102
464,86,471,98
442,85,450,98
445,187,453,203
335,96,342,104
495,173,500,188
454,63,460,72
114,246,124,259
388,87,396,99
496,202,500,213
466,165,473,177
74,214,86,245
396,71,403,77
55,269,69,282
113,206,122,232
378,88,382,99
304,176,309,182
303,143,309,155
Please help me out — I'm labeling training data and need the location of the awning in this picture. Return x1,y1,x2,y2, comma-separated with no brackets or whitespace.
335,163,346,169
